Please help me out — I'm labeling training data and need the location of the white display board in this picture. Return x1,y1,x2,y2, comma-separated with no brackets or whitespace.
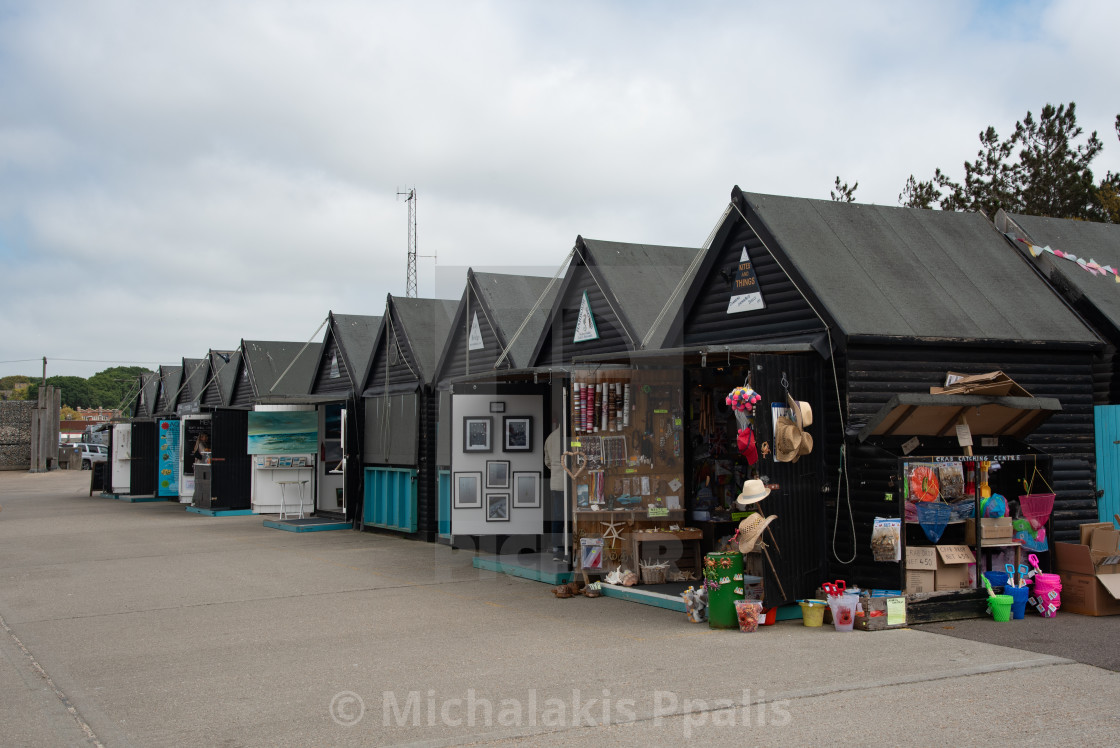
250,404,317,514
451,393,544,535
111,423,131,493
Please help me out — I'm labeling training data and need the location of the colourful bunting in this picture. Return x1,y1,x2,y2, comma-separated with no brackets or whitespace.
1016,236,1117,283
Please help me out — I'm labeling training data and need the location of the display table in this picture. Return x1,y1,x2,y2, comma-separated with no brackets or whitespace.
627,528,703,582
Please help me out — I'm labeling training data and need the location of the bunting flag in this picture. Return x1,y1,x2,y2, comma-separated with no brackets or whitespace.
1015,237,1120,284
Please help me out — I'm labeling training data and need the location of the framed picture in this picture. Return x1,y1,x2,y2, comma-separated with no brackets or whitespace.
486,460,510,489
463,416,493,453
453,472,482,508
576,483,590,508
489,401,506,413
502,416,533,452
512,471,540,508
485,493,510,522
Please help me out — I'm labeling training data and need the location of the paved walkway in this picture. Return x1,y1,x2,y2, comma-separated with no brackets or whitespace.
1,470,1118,746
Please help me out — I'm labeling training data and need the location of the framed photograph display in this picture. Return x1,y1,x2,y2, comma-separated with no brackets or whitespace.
463,416,493,453
486,493,510,522
489,401,506,413
453,472,482,509
512,471,540,508
486,460,510,489
502,416,533,452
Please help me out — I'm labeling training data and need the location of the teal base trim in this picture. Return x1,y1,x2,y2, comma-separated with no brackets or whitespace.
115,495,164,503
263,519,352,532
599,585,687,612
473,555,574,585
775,604,801,621
99,492,121,499
186,507,255,517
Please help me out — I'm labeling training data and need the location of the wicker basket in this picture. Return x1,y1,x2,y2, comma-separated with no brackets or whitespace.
640,563,667,585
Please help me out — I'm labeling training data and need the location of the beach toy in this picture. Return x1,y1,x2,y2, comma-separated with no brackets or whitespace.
909,466,939,502
982,576,1013,622
734,600,763,632
798,599,827,627
980,493,1008,518
1005,585,1030,619
983,570,1009,589
917,501,951,543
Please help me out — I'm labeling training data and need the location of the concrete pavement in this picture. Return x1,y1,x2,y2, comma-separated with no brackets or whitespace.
1,470,1118,746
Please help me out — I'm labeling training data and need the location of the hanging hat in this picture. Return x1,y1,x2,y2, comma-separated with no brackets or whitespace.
736,427,758,465
774,416,802,463
786,392,813,429
734,478,770,508
737,513,778,554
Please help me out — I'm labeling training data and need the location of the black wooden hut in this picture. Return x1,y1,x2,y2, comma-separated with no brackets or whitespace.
361,295,456,540
192,349,251,511
661,187,1102,610
433,269,561,545
995,210,1120,524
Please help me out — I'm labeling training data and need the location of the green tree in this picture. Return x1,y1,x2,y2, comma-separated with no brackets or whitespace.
1095,115,1120,223
902,102,1116,221
88,366,153,409
27,376,96,408
830,176,858,202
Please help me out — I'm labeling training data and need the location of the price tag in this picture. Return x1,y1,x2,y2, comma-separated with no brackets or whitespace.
648,507,669,518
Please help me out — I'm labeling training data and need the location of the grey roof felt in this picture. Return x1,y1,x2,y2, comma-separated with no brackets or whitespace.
581,238,702,348
330,313,383,387
742,192,1099,343
1004,213,1120,333
180,358,208,403
391,296,458,385
242,340,324,398
471,271,560,368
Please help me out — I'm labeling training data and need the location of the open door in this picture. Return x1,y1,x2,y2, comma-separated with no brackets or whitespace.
339,407,348,518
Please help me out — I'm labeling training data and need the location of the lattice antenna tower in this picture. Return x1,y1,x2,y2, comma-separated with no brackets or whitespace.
398,187,418,297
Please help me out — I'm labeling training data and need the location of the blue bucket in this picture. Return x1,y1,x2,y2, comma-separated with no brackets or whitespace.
1005,585,1030,620
983,571,1009,589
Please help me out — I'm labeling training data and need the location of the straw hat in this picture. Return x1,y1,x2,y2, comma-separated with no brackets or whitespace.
775,393,813,462
734,479,770,509
737,513,778,554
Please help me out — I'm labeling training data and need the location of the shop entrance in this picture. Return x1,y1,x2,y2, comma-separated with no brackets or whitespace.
316,403,346,517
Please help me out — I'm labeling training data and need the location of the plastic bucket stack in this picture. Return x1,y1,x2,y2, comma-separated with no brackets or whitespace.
988,594,1014,622
799,599,827,627
1031,572,1062,618
1005,585,1030,620
982,570,1009,588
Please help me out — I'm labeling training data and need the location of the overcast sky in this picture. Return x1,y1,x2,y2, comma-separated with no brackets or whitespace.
2,0,1118,381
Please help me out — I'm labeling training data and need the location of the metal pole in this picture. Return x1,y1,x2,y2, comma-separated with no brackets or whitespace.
562,385,570,561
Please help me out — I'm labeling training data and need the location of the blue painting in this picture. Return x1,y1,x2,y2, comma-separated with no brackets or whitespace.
247,411,318,454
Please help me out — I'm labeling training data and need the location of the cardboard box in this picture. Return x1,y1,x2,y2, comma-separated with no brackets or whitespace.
905,569,935,593
906,544,975,592
1055,541,1120,616
931,371,1032,397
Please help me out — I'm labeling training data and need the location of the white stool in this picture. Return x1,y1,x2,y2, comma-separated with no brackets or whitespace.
277,480,309,520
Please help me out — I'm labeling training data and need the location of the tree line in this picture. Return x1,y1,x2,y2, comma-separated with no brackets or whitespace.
833,102,1120,223
13,366,153,410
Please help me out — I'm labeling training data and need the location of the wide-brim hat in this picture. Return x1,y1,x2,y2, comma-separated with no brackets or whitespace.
786,392,813,429
734,478,770,508
738,513,778,554
774,416,802,462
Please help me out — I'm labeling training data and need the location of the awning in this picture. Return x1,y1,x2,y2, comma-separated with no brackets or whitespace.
856,393,1062,443
571,336,826,366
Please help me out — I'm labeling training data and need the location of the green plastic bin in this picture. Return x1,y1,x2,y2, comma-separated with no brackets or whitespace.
705,551,745,629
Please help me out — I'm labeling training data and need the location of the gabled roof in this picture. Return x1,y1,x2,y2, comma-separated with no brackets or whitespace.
434,270,561,381
527,236,701,365
180,357,208,404
472,271,561,369
155,365,183,414
313,312,382,394
135,372,160,417
997,210,1120,337
201,349,240,406
241,340,323,398
734,189,1099,344
389,296,458,385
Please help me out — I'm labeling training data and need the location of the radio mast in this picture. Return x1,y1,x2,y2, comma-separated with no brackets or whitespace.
399,187,417,297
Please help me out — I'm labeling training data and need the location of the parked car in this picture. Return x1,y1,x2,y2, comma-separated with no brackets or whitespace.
74,443,108,470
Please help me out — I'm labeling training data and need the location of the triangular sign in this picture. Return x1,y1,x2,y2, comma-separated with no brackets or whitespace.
468,312,484,351
573,290,600,343
726,244,765,314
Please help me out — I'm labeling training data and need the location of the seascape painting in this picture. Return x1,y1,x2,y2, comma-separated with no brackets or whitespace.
247,411,319,454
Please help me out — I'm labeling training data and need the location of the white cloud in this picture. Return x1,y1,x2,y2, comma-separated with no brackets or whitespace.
1,0,1118,378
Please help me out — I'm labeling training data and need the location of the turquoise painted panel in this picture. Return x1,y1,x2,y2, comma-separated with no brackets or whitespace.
1095,405,1120,522
438,470,451,537
363,467,418,532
